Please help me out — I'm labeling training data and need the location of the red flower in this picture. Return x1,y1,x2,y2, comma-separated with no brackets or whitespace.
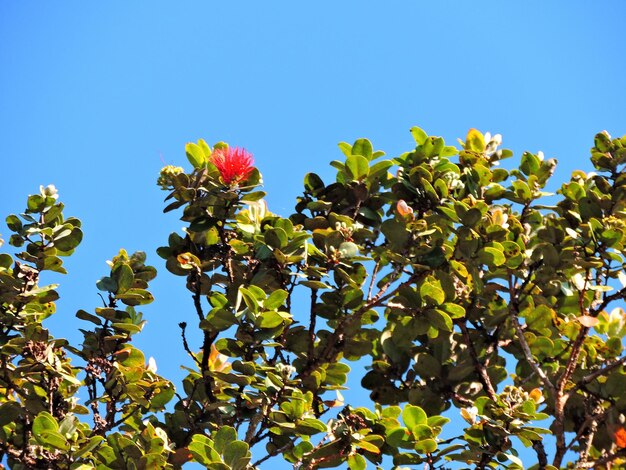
210,147,254,185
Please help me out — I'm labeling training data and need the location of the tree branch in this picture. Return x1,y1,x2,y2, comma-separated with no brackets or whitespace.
532,440,548,468
509,311,555,394
179,322,201,368
577,449,626,468
507,274,555,394
459,320,497,400
554,287,591,467
578,355,626,388
307,288,318,362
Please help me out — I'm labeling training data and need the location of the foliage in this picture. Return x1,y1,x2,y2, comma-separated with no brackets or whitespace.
2,128,626,469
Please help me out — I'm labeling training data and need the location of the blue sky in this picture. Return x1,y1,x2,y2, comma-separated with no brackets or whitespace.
1,1,625,467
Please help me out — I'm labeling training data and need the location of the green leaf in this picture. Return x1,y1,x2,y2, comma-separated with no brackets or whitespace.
300,280,331,290
420,281,445,306
240,191,266,203
42,256,66,274
351,138,373,160
76,309,102,325
479,247,506,267
27,194,46,212
0,402,21,426
338,142,352,157
381,219,409,247
37,430,70,451
411,424,433,440
33,412,59,434
296,418,327,435
239,287,260,313
112,263,134,294
465,129,485,152
402,405,427,428
348,454,366,470
189,434,218,465
186,142,207,168
213,426,237,454
355,439,381,453
73,436,104,459
223,440,250,470
415,438,437,453
304,173,325,191
410,126,428,145
150,383,175,409
441,303,465,318
54,227,83,252
111,322,143,333
203,309,237,331
118,346,145,368
116,288,154,306
387,427,414,449
0,253,12,269
265,227,288,249
265,289,288,310
369,159,393,179
96,276,118,293
6,214,22,232
256,310,286,329
346,155,369,181
427,415,450,428
426,309,453,331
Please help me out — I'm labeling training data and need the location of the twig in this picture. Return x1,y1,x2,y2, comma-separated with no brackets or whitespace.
509,311,555,393
459,320,497,400
591,286,626,316
577,449,626,468
578,355,626,388
251,439,296,467
507,275,555,394
298,266,415,379
179,322,201,368
192,275,205,323
367,261,380,301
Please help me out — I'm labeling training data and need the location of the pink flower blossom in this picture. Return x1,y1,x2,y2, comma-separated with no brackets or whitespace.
210,147,254,185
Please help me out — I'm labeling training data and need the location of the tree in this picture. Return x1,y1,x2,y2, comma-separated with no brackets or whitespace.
1,127,626,469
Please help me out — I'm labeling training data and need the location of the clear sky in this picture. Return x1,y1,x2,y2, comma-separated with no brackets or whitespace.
1,1,625,468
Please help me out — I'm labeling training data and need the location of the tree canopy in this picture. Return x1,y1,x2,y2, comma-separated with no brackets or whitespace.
2,127,626,469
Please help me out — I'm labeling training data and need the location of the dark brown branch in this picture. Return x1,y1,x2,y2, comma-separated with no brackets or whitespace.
179,322,201,368
507,274,555,394
459,320,497,400
509,309,555,393
591,286,626,316
532,440,548,468
190,273,219,404
251,439,296,467
577,449,626,468
554,287,591,467
578,355,626,387
200,330,218,403
307,288,318,361
192,277,205,323
298,266,414,379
